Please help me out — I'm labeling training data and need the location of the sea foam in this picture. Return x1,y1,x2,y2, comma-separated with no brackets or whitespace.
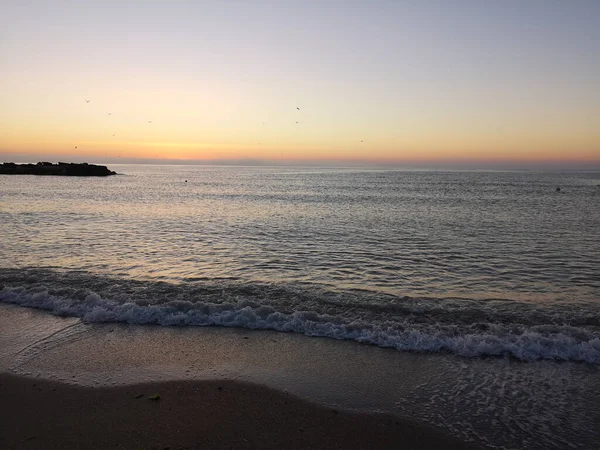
2,284,599,364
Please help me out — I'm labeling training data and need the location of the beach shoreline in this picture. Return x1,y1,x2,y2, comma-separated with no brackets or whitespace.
0,303,480,449
2,303,599,449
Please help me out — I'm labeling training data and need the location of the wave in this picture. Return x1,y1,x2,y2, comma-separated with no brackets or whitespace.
1,268,599,364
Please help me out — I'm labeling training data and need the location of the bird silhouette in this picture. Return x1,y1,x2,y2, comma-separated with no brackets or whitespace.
296,107,300,110
148,121,152,123
85,100,90,103
107,112,112,115
74,146,78,149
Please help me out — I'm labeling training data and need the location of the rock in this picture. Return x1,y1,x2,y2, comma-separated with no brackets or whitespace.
0,162,117,176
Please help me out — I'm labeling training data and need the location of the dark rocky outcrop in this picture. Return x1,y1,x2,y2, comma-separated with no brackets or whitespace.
0,162,117,176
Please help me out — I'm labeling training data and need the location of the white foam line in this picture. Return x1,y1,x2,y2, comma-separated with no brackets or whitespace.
1,286,599,364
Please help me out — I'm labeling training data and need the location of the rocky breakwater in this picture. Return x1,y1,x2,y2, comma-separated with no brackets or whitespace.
0,162,117,176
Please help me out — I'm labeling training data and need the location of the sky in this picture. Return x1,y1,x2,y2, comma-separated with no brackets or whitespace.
1,0,599,168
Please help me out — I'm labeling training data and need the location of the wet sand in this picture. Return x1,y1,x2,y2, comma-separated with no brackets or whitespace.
0,372,476,450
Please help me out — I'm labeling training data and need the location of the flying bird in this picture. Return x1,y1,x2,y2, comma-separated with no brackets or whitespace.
296,107,300,110
107,112,112,115
74,146,78,149
85,100,90,103
148,121,152,123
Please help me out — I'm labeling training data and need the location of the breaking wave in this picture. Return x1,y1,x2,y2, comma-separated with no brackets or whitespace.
1,268,599,364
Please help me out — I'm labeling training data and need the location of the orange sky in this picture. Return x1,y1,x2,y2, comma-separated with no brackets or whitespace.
1,1,599,168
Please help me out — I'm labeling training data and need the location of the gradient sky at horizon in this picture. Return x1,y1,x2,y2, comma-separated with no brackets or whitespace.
1,0,599,168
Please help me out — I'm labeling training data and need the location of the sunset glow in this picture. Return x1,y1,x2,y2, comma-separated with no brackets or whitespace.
1,1,599,168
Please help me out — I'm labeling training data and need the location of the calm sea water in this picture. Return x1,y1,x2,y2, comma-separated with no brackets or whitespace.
1,165,600,362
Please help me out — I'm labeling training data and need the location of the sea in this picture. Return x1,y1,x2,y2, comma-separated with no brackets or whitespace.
1,164,600,449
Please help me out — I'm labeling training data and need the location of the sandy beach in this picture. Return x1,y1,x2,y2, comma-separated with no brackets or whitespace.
0,372,475,450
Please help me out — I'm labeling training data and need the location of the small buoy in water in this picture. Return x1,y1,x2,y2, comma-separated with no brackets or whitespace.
185,180,187,182
556,186,561,192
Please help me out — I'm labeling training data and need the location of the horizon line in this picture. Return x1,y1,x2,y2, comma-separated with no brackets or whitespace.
3,155,600,171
